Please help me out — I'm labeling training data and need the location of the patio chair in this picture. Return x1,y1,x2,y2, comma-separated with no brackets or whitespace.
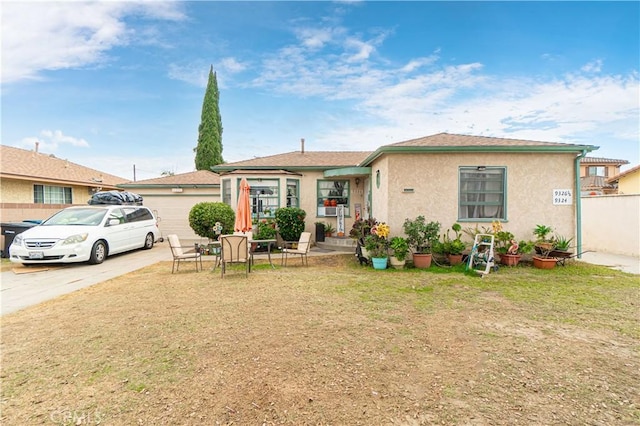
234,230,254,266
281,232,311,266
167,234,202,273
220,234,250,278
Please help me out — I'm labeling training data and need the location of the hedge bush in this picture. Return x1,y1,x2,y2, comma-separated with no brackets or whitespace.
188,202,235,240
275,207,306,242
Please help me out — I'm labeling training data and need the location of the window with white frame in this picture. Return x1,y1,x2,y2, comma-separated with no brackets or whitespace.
459,167,506,220
247,178,279,219
286,179,299,208
317,180,350,217
33,184,72,204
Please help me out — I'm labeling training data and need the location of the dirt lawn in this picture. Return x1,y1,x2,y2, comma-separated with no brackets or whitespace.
1,255,638,425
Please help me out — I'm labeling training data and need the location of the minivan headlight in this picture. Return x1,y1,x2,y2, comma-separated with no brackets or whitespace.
63,233,89,245
13,235,23,246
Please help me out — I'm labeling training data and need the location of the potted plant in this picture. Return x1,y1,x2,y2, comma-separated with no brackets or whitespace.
324,221,336,237
440,223,466,265
350,217,378,258
402,216,441,268
389,236,409,269
532,224,556,269
364,222,390,270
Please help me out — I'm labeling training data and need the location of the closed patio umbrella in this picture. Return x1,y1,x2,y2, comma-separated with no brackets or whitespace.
234,178,253,233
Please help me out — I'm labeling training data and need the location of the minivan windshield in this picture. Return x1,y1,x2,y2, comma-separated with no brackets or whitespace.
43,208,108,226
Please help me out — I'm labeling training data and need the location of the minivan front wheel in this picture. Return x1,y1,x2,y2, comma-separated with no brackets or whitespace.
89,240,107,264
143,233,154,249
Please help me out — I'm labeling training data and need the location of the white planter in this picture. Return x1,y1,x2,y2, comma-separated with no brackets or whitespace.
389,256,406,269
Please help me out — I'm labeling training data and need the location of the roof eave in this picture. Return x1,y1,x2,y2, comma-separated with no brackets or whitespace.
359,145,600,166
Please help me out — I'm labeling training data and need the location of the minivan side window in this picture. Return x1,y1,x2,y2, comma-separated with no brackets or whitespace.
108,209,126,225
123,207,153,223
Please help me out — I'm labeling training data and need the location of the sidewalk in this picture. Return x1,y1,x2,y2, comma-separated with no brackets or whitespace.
576,251,640,275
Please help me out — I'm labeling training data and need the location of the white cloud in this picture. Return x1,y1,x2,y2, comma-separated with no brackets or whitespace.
581,59,603,73
1,2,185,84
16,130,90,152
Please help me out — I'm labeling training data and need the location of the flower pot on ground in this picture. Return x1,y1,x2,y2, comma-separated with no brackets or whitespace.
533,256,557,269
438,223,466,265
532,224,557,269
403,216,441,269
389,236,409,269
389,256,406,269
412,253,433,268
371,257,388,270
364,223,390,268
498,253,521,266
494,227,534,266
324,221,335,237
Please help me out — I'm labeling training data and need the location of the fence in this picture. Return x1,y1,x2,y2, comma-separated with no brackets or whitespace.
581,194,640,257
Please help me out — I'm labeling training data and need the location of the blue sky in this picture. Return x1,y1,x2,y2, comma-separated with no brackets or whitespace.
2,1,638,181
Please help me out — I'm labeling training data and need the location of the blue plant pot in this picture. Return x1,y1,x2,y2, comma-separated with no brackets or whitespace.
371,257,388,270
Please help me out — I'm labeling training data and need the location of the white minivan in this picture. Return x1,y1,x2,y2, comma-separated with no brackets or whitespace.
9,205,160,265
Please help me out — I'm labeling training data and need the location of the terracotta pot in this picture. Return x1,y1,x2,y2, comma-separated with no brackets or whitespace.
323,199,330,206
499,253,522,266
447,254,463,265
331,199,337,207
412,253,432,268
533,256,556,269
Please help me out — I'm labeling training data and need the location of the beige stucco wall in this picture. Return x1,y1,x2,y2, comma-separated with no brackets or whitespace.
581,194,640,257
370,152,578,246
618,169,640,194
0,178,94,222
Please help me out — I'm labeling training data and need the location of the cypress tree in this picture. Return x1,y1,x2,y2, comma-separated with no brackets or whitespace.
195,66,223,169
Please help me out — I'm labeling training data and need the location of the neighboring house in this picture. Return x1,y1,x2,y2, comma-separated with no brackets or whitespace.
118,170,220,241
606,165,640,195
213,133,598,251
579,156,629,195
0,144,126,222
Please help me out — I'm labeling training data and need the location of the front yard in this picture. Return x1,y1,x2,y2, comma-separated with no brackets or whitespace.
1,255,638,425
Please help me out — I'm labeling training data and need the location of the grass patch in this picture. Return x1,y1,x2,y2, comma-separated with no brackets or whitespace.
1,254,638,425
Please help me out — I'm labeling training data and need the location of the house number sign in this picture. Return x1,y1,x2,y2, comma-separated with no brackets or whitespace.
553,189,573,205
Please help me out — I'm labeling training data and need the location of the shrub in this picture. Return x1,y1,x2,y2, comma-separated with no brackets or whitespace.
188,202,235,240
275,207,306,242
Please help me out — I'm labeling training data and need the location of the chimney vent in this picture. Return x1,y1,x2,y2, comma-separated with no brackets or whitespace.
301,138,305,154
35,141,39,153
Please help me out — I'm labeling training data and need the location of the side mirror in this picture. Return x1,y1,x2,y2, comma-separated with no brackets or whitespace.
108,218,121,226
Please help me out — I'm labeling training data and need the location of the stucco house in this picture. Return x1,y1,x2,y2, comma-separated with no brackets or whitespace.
213,133,598,253
118,170,220,241
579,156,629,195
607,165,640,195
0,144,127,222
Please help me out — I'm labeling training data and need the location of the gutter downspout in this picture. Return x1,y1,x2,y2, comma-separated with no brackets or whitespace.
575,150,588,258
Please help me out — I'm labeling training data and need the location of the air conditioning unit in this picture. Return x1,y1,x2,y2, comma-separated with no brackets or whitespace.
324,207,337,216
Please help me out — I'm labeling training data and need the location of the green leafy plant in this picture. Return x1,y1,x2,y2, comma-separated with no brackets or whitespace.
402,216,441,254
188,202,235,240
440,223,466,255
255,219,277,240
275,207,306,242
533,224,553,242
323,222,336,234
363,223,390,258
389,236,410,261
553,235,573,251
349,217,378,244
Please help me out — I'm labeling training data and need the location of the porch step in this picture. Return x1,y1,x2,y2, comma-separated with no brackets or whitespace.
316,236,356,253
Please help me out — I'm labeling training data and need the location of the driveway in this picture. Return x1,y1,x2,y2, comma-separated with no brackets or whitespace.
1,243,172,316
